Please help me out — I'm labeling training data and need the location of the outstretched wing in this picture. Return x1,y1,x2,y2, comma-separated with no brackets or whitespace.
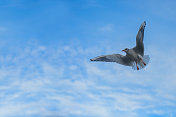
90,54,133,66
133,21,146,56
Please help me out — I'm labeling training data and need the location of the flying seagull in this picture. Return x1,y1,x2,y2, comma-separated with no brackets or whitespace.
90,21,150,70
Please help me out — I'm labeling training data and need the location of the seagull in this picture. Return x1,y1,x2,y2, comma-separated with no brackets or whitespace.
90,21,150,70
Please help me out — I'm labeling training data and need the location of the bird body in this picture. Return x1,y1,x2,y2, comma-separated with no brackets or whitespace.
126,49,139,61
90,21,150,70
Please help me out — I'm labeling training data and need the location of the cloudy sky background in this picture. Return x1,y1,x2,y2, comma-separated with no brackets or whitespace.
0,0,176,117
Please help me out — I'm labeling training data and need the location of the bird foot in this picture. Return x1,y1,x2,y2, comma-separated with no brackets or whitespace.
136,62,139,70
137,66,139,70
142,61,146,66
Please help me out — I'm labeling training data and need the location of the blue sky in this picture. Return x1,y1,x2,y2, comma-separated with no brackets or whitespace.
0,0,176,117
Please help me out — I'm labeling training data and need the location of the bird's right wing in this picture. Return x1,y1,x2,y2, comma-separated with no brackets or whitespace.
134,21,146,56
90,54,133,66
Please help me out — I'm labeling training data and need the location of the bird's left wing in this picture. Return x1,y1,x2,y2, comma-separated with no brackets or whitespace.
90,54,133,66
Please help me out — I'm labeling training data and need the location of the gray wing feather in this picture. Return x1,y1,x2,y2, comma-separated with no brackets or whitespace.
133,21,146,56
90,54,133,66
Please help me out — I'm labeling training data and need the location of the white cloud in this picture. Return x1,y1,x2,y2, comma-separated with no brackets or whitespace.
99,24,114,31
0,43,175,117
69,65,77,70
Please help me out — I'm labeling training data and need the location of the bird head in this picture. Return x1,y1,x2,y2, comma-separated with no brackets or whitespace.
122,48,129,53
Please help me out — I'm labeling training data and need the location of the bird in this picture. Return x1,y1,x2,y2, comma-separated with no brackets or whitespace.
90,21,150,70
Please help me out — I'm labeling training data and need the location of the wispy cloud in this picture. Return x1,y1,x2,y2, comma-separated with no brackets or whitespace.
0,42,175,117
99,24,114,32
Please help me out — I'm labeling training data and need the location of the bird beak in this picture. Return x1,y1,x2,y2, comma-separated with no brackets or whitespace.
122,49,125,52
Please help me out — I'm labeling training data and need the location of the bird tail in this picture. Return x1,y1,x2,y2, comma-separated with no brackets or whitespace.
132,55,150,70
143,55,150,65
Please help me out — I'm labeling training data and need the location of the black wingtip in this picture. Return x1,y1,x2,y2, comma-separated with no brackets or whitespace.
143,21,146,26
